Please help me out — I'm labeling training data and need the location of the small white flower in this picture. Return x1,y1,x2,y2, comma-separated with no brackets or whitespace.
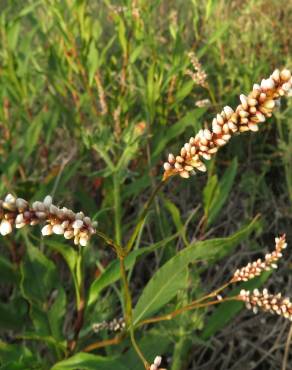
41,224,53,236
52,224,64,235
5,194,16,204
0,220,12,235
43,195,53,208
72,220,83,229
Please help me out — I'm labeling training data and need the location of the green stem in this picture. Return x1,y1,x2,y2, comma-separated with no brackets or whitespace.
119,257,132,324
171,335,192,370
125,179,167,254
119,257,149,368
69,247,85,353
95,230,123,255
113,174,122,246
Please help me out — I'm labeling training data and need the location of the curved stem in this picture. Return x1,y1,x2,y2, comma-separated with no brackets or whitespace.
95,230,123,255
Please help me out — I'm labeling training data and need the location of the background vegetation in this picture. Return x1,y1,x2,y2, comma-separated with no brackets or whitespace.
0,0,291,369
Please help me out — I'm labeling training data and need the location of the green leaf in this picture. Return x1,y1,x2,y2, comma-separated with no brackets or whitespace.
7,21,20,50
151,108,206,162
201,272,270,339
204,158,238,227
117,18,127,54
175,80,194,102
163,198,188,245
87,233,179,306
163,198,183,232
133,217,260,325
87,41,99,85
20,243,57,304
24,113,44,160
44,240,78,278
0,298,27,331
20,243,66,342
120,330,172,370
0,341,42,370
0,255,18,284
47,288,66,341
51,353,129,370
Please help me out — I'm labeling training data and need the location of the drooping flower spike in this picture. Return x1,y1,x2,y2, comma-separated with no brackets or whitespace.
163,68,292,180
0,193,97,246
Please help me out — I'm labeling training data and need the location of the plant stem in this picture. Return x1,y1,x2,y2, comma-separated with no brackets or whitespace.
95,230,123,255
120,257,149,369
82,333,125,352
68,247,85,353
113,174,122,246
189,281,232,305
125,179,167,254
137,297,236,327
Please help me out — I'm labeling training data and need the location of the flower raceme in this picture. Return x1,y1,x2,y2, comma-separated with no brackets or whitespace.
238,289,292,321
163,68,292,180
0,193,97,246
231,235,287,282
226,235,291,322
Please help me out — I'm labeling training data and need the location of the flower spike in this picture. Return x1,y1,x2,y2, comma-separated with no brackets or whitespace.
0,193,97,246
163,68,292,180
231,235,287,282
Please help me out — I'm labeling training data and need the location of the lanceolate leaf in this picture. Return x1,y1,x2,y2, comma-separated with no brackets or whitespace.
20,243,66,343
51,352,129,370
204,157,238,227
151,108,206,162
133,217,260,325
87,233,179,306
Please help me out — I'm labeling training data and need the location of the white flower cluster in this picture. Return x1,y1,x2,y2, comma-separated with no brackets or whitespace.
239,289,292,320
163,68,292,180
92,317,126,333
232,235,287,282
0,193,97,246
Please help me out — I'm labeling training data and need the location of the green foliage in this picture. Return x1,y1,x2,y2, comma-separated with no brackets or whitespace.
133,216,259,325
51,353,128,370
203,157,238,227
0,0,291,369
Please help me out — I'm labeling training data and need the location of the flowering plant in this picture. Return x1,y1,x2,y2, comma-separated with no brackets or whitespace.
1,69,291,370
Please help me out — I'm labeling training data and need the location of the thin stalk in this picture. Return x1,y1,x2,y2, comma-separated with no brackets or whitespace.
120,257,149,369
113,175,122,246
95,230,123,255
129,329,149,369
282,324,292,370
82,333,125,352
125,179,167,254
189,281,232,306
68,247,85,353
137,297,236,327
120,257,132,325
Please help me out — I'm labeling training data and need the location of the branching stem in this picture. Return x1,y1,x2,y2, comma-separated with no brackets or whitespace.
138,296,236,327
